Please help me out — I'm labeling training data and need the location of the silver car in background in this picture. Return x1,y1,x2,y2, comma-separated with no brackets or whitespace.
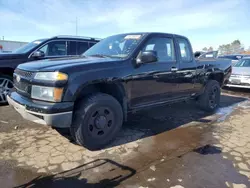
226,57,250,88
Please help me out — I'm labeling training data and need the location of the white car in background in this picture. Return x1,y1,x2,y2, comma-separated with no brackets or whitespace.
226,57,250,88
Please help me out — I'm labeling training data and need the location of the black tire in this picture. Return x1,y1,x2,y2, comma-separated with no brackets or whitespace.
0,74,13,105
71,93,123,150
197,80,221,112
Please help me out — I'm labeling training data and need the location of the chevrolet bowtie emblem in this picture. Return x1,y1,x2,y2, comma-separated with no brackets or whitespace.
16,75,21,82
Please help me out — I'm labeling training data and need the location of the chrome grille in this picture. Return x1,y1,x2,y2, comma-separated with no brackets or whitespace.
14,69,33,78
13,69,32,96
14,79,30,94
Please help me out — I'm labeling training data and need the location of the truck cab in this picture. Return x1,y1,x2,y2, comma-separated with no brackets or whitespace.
7,32,231,150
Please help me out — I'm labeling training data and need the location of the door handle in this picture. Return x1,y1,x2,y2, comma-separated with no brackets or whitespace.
153,75,159,79
171,67,178,72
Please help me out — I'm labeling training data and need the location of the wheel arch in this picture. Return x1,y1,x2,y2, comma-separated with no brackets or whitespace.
0,67,15,77
73,82,128,121
208,72,224,86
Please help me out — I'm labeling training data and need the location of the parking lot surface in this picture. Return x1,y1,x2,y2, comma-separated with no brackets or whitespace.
0,88,250,188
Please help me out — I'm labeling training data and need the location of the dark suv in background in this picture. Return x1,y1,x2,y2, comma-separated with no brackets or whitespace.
0,35,100,103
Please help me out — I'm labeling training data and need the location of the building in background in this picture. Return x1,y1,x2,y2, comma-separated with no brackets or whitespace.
0,40,27,53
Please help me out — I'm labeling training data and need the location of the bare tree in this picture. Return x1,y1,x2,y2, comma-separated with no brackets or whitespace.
218,45,229,55
230,40,242,54
218,40,245,55
208,46,213,51
202,47,208,51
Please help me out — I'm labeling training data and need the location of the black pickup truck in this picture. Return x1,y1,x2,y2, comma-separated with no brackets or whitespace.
7,32,232,150
0,36,100,104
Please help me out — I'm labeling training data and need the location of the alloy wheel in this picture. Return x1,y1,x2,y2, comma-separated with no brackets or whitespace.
0,78,13,104
208,86,219,109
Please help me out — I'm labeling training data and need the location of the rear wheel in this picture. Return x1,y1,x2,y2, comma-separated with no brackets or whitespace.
0,75,13,104
197,80,221,112
71,93,123,150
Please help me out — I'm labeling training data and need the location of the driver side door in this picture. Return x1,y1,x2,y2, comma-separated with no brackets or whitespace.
129,35,179,108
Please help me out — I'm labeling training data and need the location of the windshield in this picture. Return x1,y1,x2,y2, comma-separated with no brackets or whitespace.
234,59,250,67
13,39,46,53
83,34,145,58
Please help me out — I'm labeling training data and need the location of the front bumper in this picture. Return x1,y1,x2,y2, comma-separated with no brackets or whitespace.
225,76,250,89
7,92,74,128
225,84,250,89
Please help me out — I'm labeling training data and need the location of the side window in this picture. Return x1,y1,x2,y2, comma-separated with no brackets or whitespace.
67,41,77,55
39,45,48,55
142,37,175,62
145,44,154,51
38,41,66,56
177,38,192,62
199,51,216,59
77,42,89,54
236,55,242,59
89,42,96,48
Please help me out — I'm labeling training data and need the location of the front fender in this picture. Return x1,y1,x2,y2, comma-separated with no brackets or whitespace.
62,68,128,102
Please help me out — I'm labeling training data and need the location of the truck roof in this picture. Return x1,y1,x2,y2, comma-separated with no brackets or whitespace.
110,32,188,39
51,35,101,42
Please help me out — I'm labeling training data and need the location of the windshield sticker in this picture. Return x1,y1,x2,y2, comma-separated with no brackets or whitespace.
124,35,141,40
33,41,42,44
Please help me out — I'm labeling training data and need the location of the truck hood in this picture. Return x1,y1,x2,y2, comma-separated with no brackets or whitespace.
232,67,250,76
0,53,26,60
17,56,123,72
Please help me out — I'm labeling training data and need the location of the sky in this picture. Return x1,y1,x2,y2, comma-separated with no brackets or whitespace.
0,0,249,51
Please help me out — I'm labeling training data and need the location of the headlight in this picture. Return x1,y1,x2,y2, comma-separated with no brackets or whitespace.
34,72,68,81
31,85,64,102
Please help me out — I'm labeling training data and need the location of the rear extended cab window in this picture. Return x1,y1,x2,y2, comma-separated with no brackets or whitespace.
67,41,97,55
177,38,192,62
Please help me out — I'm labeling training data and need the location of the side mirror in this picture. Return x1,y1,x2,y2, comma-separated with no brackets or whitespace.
137,51,158,64
32,51,45,58
194,51,201,58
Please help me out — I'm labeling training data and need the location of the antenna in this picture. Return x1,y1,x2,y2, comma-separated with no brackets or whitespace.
76,17,78,36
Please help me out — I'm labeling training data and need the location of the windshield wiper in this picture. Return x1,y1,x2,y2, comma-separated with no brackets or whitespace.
88,54,112,58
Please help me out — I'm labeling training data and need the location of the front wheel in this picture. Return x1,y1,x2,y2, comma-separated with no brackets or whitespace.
197,80,221,112
71,93,123,150
0,75,14,104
